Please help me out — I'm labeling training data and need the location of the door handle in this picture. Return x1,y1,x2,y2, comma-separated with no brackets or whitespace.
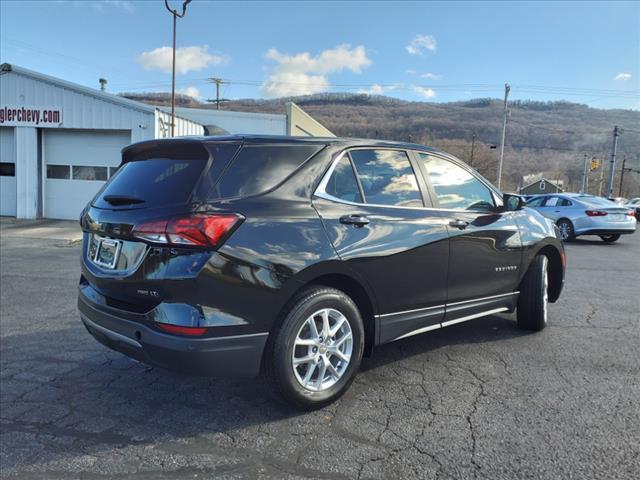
449,219,469,230
340,214,370,227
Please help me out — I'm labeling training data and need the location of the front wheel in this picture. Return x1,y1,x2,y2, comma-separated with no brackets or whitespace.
517,255,549,331
266,287,365,409
600,234,620,243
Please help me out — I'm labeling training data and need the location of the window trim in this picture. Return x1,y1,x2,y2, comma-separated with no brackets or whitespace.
314,147,432,210
415,151,501,213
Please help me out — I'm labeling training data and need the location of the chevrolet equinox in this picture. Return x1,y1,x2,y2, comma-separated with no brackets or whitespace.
78,136,565,408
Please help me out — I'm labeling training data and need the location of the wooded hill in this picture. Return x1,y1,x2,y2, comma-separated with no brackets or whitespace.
121,92,640,196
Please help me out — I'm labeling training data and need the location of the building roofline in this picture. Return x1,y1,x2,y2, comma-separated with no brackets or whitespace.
159,106,286,121
520,177,563,191
1,62,155,114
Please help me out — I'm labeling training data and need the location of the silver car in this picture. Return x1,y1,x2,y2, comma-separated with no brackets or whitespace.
525,193,636,242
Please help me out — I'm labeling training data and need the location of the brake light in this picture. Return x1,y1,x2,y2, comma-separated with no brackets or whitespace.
585,210,608,217
627,211,636,217
133,214,243,247
157,323,207,336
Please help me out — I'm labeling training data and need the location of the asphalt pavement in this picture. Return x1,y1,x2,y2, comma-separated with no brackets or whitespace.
1,218,638,479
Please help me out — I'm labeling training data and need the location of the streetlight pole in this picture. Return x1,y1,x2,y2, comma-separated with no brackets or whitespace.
496,83,510,190
580,153,589,194
164,0,192,137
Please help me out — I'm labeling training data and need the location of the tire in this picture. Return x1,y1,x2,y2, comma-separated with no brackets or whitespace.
600,234,620,243
266,286,365,409
556,219,575,242
517,255,549,331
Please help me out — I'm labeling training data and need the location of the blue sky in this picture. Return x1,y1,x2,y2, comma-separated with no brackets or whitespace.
1,0,638,109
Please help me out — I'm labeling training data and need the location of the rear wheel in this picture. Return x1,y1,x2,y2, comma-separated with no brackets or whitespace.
600,234,620,243
266,287,364,409
556,219,575,241
517,255,549,331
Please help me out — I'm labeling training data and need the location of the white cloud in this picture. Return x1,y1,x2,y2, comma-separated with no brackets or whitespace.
61,0,134,13
420,72,441,80
614,72,632,81
413,85,436,98
406,34,437,55
405,69,417,75
357,83,401,95
138,45,227,75
262,44,372,98
178,86,200,99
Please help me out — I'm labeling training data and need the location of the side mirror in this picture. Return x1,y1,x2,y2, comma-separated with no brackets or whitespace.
502,193,525,211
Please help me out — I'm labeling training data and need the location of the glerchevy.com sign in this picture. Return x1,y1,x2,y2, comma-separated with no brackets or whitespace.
0,106,62,127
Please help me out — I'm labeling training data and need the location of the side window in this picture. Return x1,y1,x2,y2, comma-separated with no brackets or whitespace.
545,197,559,207
349,149,423,207
418,154,495,211
324,156,363,203
526,196,545,207
557,198,572,207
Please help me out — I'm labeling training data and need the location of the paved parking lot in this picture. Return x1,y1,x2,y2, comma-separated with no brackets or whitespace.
1,218,639,479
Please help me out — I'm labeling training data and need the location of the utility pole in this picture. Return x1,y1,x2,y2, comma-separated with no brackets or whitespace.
469,133,476,167
619,155,627,197
212,78,224,109
580,153,588,194
496,83,510,190
164,0,192,137
606,125,619,199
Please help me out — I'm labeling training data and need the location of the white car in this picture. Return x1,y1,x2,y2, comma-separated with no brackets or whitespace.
526,193,636,242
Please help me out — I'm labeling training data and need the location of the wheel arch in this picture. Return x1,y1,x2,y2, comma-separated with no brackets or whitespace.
533,244,564,302
265,267,378,366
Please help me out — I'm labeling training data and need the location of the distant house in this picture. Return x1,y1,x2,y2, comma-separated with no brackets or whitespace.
519,178,564,195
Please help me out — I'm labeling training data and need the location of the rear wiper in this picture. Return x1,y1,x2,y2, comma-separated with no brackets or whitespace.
103,195,146,206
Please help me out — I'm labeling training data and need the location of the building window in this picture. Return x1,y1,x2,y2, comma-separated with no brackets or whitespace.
47,165,71,179
72,166,108,181
0,162,15,177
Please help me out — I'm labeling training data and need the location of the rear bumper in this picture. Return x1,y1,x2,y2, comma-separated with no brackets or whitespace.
78,292,268,377
576,228,636,236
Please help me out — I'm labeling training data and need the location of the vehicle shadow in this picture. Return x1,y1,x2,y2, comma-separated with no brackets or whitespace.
1,313,526,472
567,237,632,246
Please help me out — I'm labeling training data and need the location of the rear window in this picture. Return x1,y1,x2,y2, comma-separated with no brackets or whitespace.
210,144,322,199
93,158,206,209
577,196,617,208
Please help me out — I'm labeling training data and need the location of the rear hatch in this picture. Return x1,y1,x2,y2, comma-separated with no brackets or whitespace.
80,139,242,312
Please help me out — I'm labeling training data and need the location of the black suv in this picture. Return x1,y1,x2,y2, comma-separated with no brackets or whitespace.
78,136,565,407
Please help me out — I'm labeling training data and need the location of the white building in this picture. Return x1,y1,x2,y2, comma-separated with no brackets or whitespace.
0,63,333,221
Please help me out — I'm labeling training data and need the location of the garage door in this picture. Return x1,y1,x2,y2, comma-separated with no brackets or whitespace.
0,127,17,216
44,130,130,220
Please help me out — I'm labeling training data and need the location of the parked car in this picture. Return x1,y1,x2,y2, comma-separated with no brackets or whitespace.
623,197,640,221
525,193,636,242
78,136,565,408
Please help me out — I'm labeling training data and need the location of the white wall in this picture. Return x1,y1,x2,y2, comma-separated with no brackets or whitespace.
15,127,38,219
0,127,17,216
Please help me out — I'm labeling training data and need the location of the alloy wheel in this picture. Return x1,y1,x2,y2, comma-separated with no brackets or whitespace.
292,308,353,392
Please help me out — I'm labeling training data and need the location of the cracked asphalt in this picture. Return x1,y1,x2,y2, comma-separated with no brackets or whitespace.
1,219,639,479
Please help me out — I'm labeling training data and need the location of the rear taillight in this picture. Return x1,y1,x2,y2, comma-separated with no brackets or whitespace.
627,211,636,217
157,323,207,336
585,210,608,217
133,214,243,247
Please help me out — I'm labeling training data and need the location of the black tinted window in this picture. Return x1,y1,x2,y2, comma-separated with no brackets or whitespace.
94,158,206,208
349,149,422,207
213,144,322,199
419,154,495,210
325,156,363,203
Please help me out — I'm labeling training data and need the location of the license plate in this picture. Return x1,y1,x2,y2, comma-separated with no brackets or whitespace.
93,238,122,269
